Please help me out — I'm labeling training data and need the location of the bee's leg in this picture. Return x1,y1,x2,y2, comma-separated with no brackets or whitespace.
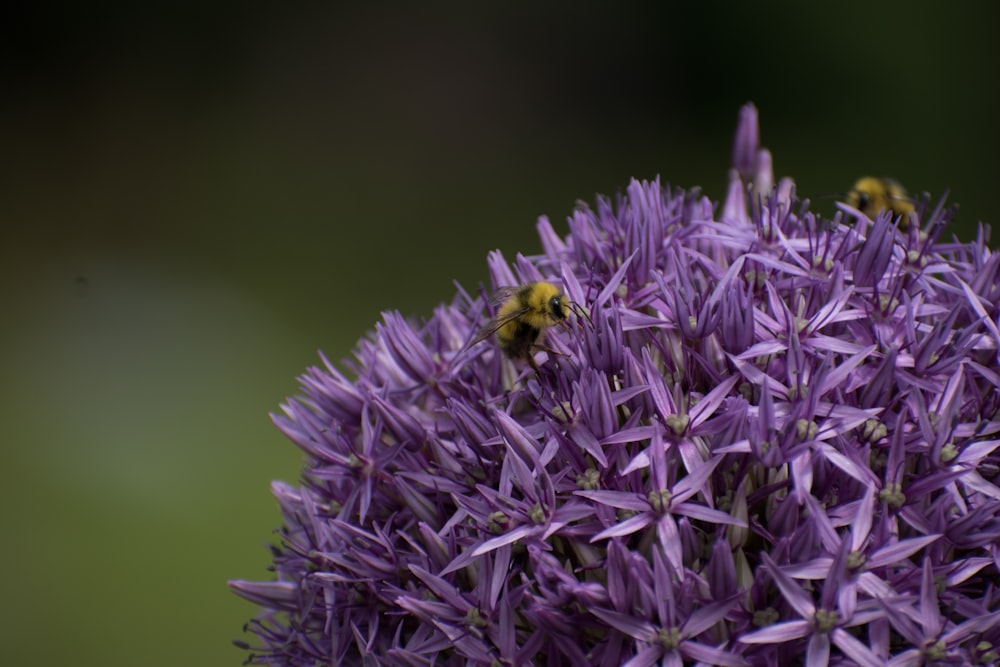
527,353,540,372
531,343,569,358
529,344,569,374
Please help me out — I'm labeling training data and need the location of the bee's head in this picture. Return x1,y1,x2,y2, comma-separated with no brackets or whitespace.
847,177,885,214
528,282,570,326
851,189,872,212
548,293,568,321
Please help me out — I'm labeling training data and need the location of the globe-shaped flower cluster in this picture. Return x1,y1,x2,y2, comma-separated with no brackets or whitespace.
231,105,1000,666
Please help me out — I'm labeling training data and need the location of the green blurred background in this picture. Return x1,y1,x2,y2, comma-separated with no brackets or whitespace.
2,2,997,665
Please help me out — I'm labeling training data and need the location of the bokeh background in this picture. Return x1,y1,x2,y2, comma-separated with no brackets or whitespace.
2,2,997,665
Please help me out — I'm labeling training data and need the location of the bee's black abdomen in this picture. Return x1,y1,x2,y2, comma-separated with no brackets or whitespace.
503,322,541,360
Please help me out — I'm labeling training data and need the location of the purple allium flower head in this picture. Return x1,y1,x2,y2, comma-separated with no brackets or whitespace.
231,103,1000,666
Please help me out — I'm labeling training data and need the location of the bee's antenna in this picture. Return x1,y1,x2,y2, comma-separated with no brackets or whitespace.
569,301,593,326
813,190,848,201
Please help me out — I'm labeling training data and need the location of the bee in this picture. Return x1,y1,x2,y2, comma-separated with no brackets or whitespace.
846,177,916,229
473,282,571,369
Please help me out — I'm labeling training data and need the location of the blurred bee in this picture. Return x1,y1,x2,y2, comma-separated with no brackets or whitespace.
473,281,571,369
847,177,916,230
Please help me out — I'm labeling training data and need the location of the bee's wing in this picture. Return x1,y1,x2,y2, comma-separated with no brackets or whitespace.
471,305,530,345
487,286,521,309
882,178,906,192
883,181,911,202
